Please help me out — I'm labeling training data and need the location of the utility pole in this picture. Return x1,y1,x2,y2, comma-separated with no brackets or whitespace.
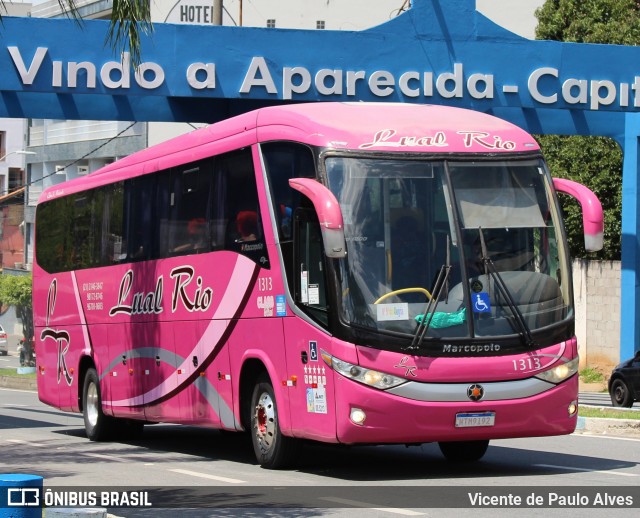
213,0,223,25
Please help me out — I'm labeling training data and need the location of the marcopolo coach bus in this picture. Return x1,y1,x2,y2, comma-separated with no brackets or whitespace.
33,102,603,468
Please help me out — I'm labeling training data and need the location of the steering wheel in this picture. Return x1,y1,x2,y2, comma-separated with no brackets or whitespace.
374,287,433,304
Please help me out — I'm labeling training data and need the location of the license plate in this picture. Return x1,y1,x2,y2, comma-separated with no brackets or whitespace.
455,411,495,428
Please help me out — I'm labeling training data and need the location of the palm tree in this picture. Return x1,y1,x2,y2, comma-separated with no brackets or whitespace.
1,1,152,68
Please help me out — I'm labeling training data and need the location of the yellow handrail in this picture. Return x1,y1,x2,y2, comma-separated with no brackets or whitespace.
374,287,432,304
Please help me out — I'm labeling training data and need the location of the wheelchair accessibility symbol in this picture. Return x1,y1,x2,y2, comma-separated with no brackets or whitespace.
473,292,491,313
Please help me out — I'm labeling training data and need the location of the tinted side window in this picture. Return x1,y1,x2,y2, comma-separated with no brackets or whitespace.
36,196,73,272
219,149,270,268
99,183,125,265
36,149,270,273
261,142,316,290
157,159,215,257
261,142,316,242
36,184,124,272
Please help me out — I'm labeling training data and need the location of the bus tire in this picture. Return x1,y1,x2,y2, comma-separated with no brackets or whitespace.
250,374,299,469
438,440,489,462
83,368,116,441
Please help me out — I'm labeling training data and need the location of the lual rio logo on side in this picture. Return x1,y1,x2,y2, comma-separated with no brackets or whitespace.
109,266,213,316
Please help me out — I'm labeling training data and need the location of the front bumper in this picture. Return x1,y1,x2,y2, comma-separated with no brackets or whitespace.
334,373,578,444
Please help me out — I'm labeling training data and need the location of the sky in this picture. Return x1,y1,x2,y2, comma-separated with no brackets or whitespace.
18,1,546,39
477,0,546,39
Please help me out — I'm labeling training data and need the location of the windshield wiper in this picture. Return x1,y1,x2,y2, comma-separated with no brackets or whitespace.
410,235,452,350
477,228,536,348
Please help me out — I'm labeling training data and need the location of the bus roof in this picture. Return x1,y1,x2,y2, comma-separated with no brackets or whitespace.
39,102,539,203
255,102,539,153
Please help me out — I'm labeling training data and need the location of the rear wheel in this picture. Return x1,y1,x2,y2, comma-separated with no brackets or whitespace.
438,440,489,462
610,379,634,408
83,368,117,441
250,374,299,469
83,368,145,441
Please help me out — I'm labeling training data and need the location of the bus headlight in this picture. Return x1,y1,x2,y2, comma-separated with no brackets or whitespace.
534,357,579,384
321,350,407,390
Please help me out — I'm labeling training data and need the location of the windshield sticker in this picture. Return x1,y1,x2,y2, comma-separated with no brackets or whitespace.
376,303,409,321
472,292,491,313
300,271,308,303
308,284,320,305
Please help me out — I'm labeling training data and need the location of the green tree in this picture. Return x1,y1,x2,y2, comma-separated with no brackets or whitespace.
534,0,640,260
535,134,622,259
0,274,33,355
1,1,152,68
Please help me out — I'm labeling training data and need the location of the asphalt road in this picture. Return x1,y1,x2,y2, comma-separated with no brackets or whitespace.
1,387,640,517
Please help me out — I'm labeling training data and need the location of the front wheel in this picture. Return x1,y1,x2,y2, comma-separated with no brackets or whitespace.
83,368,118,441
250,375,300,469
610,379,634,408
438,440,489,462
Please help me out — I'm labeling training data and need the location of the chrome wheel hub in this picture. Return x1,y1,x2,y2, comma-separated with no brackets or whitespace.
254,391,275,454
86,382,99,427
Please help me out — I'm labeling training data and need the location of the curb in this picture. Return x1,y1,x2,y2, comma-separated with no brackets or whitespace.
575,415,640,437
2,376,639,438
0,374,37,391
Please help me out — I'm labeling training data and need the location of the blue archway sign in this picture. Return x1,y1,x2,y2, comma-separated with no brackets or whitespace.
0,0,638,359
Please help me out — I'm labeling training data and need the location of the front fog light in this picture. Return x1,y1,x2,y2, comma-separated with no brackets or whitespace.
568,401,578,417
350,408,367,425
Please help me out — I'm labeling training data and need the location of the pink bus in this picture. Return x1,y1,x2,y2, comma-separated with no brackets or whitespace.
33,102,603,468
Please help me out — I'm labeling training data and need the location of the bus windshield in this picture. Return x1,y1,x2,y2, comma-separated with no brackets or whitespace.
325,156,571,346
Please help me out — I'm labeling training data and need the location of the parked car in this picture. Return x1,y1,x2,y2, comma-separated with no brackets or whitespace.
608,351,640,407
0,325,8,355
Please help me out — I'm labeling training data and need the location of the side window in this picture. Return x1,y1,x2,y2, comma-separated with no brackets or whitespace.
71,190,97,269
156,159,215,257
218,149,270,268
101,183,125,265
35,150,269,272
35,196,73,273
124,175,156,262
261,142,316,290
294,208,329,327
36,187,113,272
261,142,316,242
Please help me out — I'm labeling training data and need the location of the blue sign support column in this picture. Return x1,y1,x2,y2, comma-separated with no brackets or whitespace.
620,113,640,359
0,474,42,517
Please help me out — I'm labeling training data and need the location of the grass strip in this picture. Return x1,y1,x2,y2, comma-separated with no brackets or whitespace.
579,406,640,420
0,367,36,378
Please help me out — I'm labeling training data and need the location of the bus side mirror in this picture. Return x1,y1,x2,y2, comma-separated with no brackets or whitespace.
289,178,347,258
553,177,604,252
